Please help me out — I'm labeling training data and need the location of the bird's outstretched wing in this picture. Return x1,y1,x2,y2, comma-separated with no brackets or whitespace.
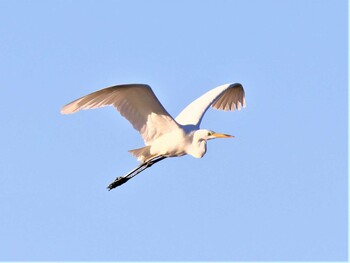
61,84,179,145
175,83,246,127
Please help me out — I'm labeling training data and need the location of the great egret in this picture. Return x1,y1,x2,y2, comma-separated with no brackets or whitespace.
61,83,246,190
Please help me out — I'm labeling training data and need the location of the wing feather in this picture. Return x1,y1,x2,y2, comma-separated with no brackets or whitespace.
175,83,246,127
61,84,178,145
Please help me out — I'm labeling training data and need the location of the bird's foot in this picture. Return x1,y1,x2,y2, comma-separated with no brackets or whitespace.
107,176,130,191
107,156,167,191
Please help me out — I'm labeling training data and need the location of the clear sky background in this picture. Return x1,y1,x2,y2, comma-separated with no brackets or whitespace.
0,0,347,261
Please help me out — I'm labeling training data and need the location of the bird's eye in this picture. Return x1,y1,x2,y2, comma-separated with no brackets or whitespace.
207,131,212,136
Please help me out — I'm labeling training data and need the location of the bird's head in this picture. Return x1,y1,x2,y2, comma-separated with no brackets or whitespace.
190,129,234,158
196,129,234,141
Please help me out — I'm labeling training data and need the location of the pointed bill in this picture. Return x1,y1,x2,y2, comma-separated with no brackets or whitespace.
212,132,234,138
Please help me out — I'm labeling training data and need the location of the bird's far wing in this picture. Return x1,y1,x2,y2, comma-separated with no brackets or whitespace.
61,84,179,145
175,83,246,127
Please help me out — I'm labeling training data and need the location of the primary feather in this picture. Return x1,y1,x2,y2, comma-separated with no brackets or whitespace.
61,84,179,145
175,83,246,127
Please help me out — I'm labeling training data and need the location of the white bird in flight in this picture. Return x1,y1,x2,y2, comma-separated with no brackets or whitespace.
61,83,246,190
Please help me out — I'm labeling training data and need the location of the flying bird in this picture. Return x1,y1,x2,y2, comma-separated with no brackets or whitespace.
61,83,246,190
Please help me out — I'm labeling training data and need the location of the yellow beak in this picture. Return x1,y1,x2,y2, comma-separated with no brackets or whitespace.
212,132,235,138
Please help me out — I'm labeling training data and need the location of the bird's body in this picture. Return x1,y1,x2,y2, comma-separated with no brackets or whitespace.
129,128,189,162
61,83,246,189
146,128,188,158
133,128,215,162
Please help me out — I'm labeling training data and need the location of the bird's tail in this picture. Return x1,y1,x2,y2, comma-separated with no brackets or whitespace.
128,146,153,162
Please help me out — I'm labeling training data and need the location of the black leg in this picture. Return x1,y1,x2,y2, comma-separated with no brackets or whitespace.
107,156,167,190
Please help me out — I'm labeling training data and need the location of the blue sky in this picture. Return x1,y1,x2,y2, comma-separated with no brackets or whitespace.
0,0,347,261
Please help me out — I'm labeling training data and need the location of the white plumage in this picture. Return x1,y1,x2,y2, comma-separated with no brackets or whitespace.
61,82,246,189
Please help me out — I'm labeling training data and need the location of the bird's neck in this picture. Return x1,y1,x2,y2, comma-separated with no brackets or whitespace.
187,130,207,158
